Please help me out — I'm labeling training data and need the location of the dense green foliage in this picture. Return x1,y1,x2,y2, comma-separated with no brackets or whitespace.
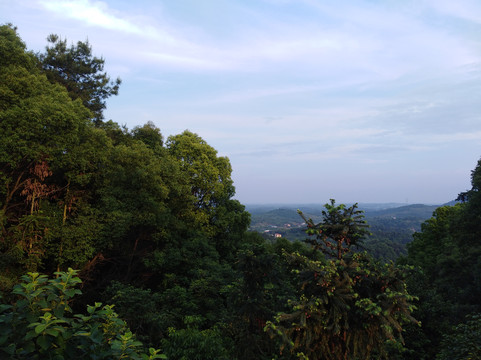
0,24,250,355
3,23,479,359
437,313,481,360
39,34,121,123
400,159,481,359
0,269,164,359
267,202,417,360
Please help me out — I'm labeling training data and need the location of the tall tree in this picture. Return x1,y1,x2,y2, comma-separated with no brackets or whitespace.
300,199,369,259
267,201,417,360
0,24,36,70
166,130,235,212
0,24,109,284
403,157,481,358
38,34,121,124
166,130,250,257
131,121,164,154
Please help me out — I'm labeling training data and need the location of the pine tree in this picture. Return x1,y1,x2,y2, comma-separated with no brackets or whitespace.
267,201,418,360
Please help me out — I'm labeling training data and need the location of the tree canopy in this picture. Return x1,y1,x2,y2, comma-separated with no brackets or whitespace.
267,201,417,360
401,159,481,358
38,34,121,124
3,23,476,360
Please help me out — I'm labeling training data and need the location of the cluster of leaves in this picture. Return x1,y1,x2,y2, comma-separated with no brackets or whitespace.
266,202,418,360
300,200,370,259
437,313,481,360
39,34,121,124
223,237,311,359
0,268,164,359
161,317,232,360
268,253,417,360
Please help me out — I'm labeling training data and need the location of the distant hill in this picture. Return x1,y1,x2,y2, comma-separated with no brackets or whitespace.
441,199,461,207
247,208,309,229
363,203,439,219
247,203,439,229
247,202,446,261
245,202,407,215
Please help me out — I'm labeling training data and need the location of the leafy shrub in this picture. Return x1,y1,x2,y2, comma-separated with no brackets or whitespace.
161,317,232,360
437,313,481,360
0,268,165,359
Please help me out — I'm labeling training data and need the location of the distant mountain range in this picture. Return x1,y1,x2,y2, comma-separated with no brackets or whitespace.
246,203,443,227
246,202,455,260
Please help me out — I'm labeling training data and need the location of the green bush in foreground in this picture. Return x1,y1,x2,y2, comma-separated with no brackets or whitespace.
266,201,418,360
437,313,481,360
0,268,165,359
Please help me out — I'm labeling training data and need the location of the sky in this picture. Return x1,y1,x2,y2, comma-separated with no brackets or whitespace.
2,0,481,205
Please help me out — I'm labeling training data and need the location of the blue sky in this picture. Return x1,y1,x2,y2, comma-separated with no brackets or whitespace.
2,0,481,205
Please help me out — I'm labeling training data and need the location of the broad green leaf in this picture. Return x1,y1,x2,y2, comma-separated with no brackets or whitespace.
36,334,50,351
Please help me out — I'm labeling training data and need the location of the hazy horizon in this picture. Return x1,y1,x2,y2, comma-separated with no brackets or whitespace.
243,200,450,207
2,0,480,205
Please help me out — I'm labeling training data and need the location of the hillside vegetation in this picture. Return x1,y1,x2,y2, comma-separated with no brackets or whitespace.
249,203,440,260
1,24,480,359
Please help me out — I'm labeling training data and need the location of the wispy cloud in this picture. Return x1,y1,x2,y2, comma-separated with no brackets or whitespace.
3,0,481,203
34,0,480,76
418,131,481,144
426,0,481,24
38,0,145,35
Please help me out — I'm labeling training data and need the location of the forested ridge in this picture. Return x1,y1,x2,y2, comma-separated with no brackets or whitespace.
249,204,439,261
1,24,480,359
